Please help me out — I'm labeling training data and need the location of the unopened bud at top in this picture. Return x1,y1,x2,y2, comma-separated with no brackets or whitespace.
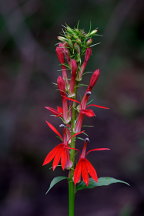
86,38,93,46
57,36,66,42
89,29,98,36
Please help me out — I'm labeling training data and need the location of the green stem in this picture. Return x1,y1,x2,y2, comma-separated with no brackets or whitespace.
68,178,75,216
68,85,77,216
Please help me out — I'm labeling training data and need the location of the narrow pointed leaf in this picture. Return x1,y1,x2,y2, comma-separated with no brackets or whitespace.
76,177,130,191
46,176,68,194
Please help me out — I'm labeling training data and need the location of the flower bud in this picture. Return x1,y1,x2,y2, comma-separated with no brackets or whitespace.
86,38,93,46
56,46,64,64
66,26,74,34
57,36,66,42
89,29,98,36
69,59,77,97
85,48,92,62
57,76,66,96
87,69,100,91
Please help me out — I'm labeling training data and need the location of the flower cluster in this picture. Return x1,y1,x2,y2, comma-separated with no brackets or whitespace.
43,25,110,186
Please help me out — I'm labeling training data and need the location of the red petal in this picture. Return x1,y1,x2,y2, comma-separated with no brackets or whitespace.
52,146,62,170
85,159,98,182
81,159,89,186
45,106,60,116
80,109,95,117
74,160,82,184
87,104,110,109
57,106,63,114
60,148,67,170
42,146,58,166
45,121,63,140
87,148,110,155
63,96,80,104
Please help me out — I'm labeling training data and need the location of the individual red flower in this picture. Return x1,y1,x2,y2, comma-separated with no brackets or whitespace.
74,138,110,186
64,69,109,132
42,121,84,170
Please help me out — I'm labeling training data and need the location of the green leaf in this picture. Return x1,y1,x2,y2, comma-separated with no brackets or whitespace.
46,176,68,194
76,177,130,191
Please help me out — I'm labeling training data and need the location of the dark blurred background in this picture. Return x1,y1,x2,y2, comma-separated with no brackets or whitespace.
0,0,144,215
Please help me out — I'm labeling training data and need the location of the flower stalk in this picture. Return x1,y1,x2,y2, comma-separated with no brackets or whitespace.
68,82,77,216
42,25,110,216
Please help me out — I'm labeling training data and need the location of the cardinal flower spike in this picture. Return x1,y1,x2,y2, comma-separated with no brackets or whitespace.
42,24,129,216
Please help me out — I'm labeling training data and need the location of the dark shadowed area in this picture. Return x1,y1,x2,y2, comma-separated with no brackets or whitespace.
0,0,144,215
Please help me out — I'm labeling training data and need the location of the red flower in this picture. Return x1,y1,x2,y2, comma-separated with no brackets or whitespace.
42,121,84,170
43,143,72,170
64,94,109,133
74,138,110,186
64,69,109,132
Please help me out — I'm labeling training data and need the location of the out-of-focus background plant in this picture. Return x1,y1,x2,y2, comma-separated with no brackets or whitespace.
0,0,144,216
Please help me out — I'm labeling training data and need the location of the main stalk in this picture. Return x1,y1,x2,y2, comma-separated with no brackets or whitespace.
68,85,77,216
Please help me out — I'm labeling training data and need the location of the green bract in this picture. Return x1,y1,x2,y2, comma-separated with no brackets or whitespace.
57,25,98,62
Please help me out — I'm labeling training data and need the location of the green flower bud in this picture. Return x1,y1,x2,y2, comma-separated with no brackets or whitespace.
57,36,66,42
86,38,93,46
89,29,98,36
66,26,74,34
